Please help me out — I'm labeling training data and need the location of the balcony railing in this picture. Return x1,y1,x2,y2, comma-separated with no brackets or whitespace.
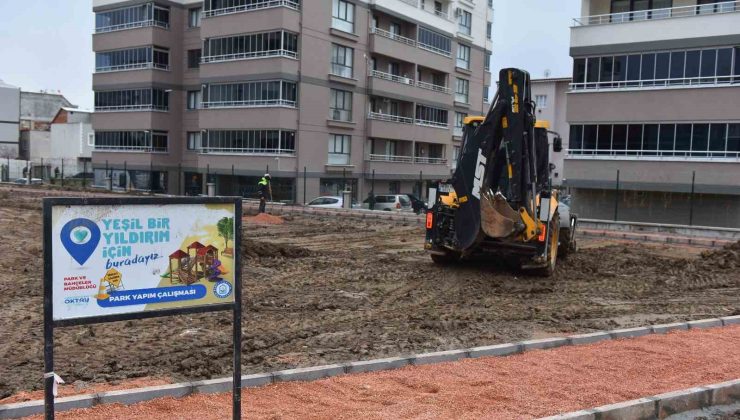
574,0,739,26
203,0,300,18
371,27,417,47
415,156,448,164
415,119,449,129
95,105,169,112
94,145,168,153
370,70,414,85
368,112,414,124
95,63,169,73
201,49,297,64
201,99,297,109
568,149,740,160
416,80,450,94
368,154,414,163
200,147,296,156
571,75,738,91
95,20,169,34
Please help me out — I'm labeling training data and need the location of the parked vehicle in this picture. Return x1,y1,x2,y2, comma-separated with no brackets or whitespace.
405,194,428,214
362,194,413,212
13,178,43,185
307,196,345,208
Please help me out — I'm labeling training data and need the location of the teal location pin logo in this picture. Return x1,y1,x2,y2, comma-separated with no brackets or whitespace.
61,219,101,265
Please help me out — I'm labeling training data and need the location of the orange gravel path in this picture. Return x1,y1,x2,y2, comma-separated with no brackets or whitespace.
25,326,740,420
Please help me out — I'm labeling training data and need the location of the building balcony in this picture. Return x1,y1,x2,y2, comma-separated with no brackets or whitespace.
367,113,450,143
572,2,740,51
199,107,298,130
93,67,173,88
93,26,173,52
369,28,452,72
196,153,297,173
372,0,456,33
367,70,451,103
365,155,450,177
200,2,300,39
92,111,172,131
199,55,299,79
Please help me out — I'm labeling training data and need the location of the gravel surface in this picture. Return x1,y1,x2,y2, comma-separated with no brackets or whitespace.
21,326,740,419
0,192,737,400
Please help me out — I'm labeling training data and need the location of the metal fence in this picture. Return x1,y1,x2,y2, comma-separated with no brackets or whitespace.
0,157,93,187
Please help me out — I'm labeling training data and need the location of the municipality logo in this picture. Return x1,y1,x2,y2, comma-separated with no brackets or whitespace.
61,219,101,265
213,281,233,299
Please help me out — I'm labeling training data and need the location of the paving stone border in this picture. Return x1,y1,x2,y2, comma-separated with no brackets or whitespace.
542,379,740,420
1,316,738,419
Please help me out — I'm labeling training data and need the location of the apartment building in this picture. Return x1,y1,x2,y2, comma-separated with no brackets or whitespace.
0,80,21,159
566,0,740,228
531,77,571,186
91,0,493,200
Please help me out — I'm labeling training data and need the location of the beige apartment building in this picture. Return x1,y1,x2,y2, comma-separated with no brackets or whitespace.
567,0,740,227
91,0,493,201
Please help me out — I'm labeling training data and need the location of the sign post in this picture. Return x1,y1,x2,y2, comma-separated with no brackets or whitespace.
43,197,242,419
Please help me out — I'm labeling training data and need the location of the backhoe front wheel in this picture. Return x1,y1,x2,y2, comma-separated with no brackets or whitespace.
534,212,560,277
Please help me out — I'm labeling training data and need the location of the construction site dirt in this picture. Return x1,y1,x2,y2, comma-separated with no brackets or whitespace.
0,192,738,400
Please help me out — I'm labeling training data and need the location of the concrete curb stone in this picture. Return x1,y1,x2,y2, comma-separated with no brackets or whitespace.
344,357,413,374
720,315,740,326
706,379,740,405
467,343,522,358
520,337,570,351
651,322,689,334
97,383,193,406
539,410,596,420
687,318,723,329
590,397,657,419
242,373,274,388
608,327,653,339
567,332,612,346
191,378,232,394
272,365,344,383
411,350,469,366
656,387,712,417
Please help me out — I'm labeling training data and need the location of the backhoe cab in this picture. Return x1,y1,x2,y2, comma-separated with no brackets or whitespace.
425,68,577,276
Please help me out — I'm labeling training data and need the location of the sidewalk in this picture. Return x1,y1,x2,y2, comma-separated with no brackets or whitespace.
24,326,740,419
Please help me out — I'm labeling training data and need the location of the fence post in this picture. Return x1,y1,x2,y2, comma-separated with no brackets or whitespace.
60,159,64,187
82,160,87,189
688,171,696,226
123,161,128,191
149,161,154,194
303,166,307,205
178,163,183,196
26,160,31,184
342,168,346,193
614,169,620,222
419,170,423,197
41,158,45,181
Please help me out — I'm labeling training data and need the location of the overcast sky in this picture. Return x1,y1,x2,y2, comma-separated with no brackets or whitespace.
0,0,580,109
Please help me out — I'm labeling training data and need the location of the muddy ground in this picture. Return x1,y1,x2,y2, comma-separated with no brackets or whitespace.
0,191,738,399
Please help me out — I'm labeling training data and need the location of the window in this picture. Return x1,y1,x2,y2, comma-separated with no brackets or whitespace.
488,0,493,8
455,111,467,136
202,31,299,62
187,90,201,110
94,131,168,152
95,88,169,111
329,89,352,121
416,105,448,127
610,0,675,21
453,146,461,161
485,50,491,71
569,122,740,158
331,44,353,78
187,132,202,150
332,0,355,33
456,44,471,70
484,86,490,102
697,0,736,14
573,46,740,89
188,49,201,69
201,130,296,154
204,0,302,16
95,46,169,72
458,10,472,36
486,22,492,40
328,134,351,165
95,3,170,33
455,78,469,103
188,7,202,28
389,23,401,36
535,95,547,109
202,80,297,108
418,27,451,56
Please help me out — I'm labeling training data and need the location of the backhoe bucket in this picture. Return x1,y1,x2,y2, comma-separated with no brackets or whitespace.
480,192,520,238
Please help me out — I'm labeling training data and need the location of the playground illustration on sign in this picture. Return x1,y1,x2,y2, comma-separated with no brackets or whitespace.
50,203,237,321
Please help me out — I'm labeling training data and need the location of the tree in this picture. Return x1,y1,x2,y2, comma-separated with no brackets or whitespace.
217,217,234,250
